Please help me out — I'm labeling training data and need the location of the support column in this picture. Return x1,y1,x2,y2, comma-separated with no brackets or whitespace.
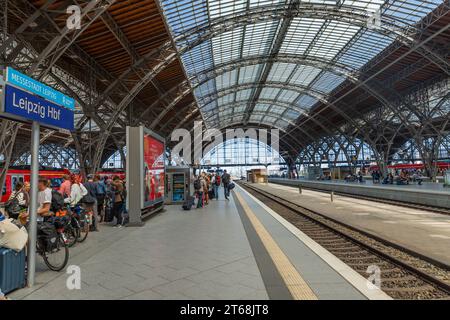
27,121,40,287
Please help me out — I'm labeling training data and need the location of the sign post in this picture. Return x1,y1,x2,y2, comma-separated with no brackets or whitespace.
27,121,40,287
1,67,75,286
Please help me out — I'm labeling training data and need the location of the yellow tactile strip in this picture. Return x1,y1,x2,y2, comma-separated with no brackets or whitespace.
234,192,318,300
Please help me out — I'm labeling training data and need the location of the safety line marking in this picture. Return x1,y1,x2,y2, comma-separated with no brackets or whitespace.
234,191,318,300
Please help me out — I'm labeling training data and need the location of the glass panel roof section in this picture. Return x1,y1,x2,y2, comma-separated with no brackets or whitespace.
159,0,443,129
211,28,243,65
242,21,279,58
296,95,318,110
238,65,263,84
254,103,270,112
312,72,345,94
289,65,322,86
268,63,296,83
216,69,238,91
277,90,299,103
260,88,281,100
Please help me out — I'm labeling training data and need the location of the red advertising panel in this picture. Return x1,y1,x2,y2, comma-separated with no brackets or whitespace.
143,133,165,207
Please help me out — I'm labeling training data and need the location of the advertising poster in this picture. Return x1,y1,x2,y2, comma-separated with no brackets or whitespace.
143,133,165,207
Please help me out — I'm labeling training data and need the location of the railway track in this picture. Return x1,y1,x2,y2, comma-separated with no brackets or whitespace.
238,181,450,300
271,182,450,216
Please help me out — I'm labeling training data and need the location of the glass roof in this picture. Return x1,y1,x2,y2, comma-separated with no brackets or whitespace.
160,0,443,130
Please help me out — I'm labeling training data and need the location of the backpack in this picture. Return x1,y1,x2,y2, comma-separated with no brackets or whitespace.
193,178,201,190
5,192,22,219
215,176,221,186
50,190,65,213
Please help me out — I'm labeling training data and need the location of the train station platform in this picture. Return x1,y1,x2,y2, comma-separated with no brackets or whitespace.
9,186,388,300
249,182,450,267
269,178,450,209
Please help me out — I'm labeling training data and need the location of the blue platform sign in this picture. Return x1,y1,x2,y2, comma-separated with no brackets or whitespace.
6,67,75,110
3,85,74,131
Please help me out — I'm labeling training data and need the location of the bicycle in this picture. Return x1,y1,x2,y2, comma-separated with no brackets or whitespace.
36,221,69,271
57,209,79,247
71,204,90,243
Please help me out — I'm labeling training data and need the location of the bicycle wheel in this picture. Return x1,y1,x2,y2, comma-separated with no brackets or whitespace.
77,213,89,243
42,235,69,272
64,224,78,247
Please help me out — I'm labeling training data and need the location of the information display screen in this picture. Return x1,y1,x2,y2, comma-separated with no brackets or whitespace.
143,133,165,208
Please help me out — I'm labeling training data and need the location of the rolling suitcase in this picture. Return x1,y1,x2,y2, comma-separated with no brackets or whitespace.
0,247,26,294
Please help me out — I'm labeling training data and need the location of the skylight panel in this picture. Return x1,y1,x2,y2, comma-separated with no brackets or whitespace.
296,95,318,110
208,0,247,19
181,40,213,77
263,115,277,124
285,109,301,119
260,88,281,100
267,105,285,115
216,69,238,91
277,90,299,103
160,0,208,36
249,0,285,10
211,27,243,65
268,63,296,83
242,21,279,58
308,20,360,60
194,78,216,99
234,105,245,113
217,93,235,105
337,30,393,69
250,114,264,122
202,101,218,112
235,89,253,101
280,18,324,55
254,103,270,112
238,64,263,84
342,0,384,13
289,65,322,87
275,119,289,129
312,72,345,93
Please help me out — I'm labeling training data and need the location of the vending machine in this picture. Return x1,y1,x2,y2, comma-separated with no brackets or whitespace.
165,167,194,204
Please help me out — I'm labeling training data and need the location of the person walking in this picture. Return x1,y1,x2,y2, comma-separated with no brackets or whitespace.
84,174,100,231
111,176,126,227
212,173,220,200
203,173,210,205
94,174,106,223
222,170,231,200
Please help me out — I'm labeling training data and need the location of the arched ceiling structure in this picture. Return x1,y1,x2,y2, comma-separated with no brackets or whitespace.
158,0,449,137
1,0,449,170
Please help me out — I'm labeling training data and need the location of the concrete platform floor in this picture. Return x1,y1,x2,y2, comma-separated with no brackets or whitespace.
10,185,387,300
11,197,268,300
250,183,450,266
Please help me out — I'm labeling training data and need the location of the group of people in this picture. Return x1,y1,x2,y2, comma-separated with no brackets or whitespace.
5,173,127,229
372,169,423,185
193,170,231,208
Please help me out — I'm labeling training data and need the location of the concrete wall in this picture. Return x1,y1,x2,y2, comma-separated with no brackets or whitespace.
269,178,450,209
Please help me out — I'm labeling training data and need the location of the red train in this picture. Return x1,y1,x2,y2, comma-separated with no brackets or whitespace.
1,166,71,203
96,169,125,181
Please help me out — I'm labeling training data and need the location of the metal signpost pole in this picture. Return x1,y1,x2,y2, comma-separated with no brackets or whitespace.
27,121,40,287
